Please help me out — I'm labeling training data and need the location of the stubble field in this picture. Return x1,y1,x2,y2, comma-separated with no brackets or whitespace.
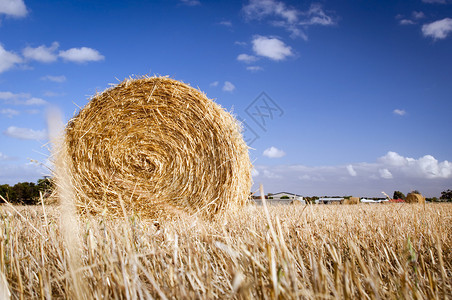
0,203,451,299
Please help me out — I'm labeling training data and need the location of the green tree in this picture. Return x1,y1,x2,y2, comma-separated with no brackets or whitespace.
393,191,405,200
440,189,452,201
13,182,38,204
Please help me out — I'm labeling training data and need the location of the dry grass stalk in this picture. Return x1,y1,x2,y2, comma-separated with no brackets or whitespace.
62,76,251,218
0,203,450,299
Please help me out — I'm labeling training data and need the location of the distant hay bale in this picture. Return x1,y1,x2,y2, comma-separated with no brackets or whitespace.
290,200,303,205
62,76,251,218
405,193,425,204
342,197,359,205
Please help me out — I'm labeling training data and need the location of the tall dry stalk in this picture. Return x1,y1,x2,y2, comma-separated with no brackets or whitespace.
47,106,87,299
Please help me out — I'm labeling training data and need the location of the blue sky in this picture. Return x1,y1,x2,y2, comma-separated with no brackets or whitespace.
1,0,451,197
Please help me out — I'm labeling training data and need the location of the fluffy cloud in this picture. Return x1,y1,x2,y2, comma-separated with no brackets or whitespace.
243,0,334,39
422,0,447,3
393,109,406,116
412,11,425,20
237,53,258,63
252,36,293,61
219,21,232,27
0,162,48,185
378,151,452,179
4,126,47,140
243,0,298,23
251,168,260,177
422,18,452,39
400,19,415,25
0,0,27,17
0,152,9,160
209,81,219,87
263,146,286,158
41,75,66,83
252,151,452,197
246,66,263,72
22,42,59,63
180,0,200,6
222,81,235,92
0,44,22,73
1,42,104,73
379,168,393,179
0,91,47,106
346,164,357,176
301,4,334,26
59,47,105,63
0,108,19,118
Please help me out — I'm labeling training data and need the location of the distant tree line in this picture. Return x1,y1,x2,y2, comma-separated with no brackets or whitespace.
393,190,452,202
0,178,53,205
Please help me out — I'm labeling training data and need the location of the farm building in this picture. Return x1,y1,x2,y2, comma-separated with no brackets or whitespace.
315,197,344,204
268,192,303,200
253,192,305,205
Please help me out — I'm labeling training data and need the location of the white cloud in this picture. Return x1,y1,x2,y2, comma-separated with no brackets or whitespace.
400,19,415,25
263,169,282,179
346,164,357,176
22,42,59,63
0,91,47,106
0,44,22,73
0,108,19,118
412,11,425,20
219,20,232,27
41,75,66,82
263,146,286,158
422,0,446,3
378,151,452,179
0,162,49,185
24,97,47,105
251,168,260,177
4,126,47,140
252,36,293,61
0,0,27,17
59,47,105,63
234,41,247,46
243,0,298,23
252,151,452,197
393,109,406,116
0,152,9,161
237,53,258,63
246,66,263,72
301,3,334,26
422,18,452,40
222,81,235,92
379,168,393,179
210,81,219,87
180,0,200,6
243,1,334,39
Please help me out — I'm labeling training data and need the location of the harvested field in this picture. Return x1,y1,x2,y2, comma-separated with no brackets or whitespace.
0,203,451,299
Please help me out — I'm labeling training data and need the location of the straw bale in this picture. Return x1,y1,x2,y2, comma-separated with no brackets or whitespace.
341,197,359,205
405,193,425,204
62,76,251,218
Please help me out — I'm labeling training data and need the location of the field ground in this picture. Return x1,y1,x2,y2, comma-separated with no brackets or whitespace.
0,203,451,299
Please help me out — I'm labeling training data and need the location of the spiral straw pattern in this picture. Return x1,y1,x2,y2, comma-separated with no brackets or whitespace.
64,77,251,217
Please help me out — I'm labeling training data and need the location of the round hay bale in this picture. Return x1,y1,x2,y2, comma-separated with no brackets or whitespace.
341,197,359,205
63,76,251,218
290,200,302,205
405,193,425,204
